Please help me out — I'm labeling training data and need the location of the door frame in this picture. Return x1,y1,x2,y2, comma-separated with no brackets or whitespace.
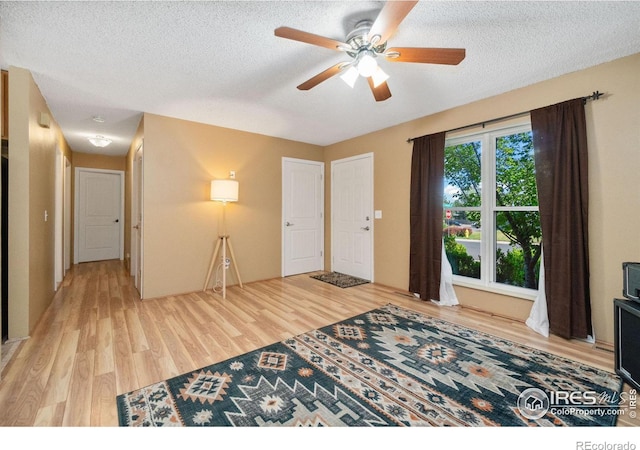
73,167,125,264
54,148,63,289
64,157,71,273
330,152,374,281
131,142,144,297
281,157,325,277
54,148,71,290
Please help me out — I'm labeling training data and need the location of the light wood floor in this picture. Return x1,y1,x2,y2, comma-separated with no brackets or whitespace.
0,260,637,427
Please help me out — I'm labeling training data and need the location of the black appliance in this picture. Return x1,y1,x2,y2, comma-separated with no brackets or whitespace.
622,262,640,301
614,298,640,390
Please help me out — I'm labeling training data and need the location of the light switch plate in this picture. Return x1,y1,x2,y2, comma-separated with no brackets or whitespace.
374,210,382,219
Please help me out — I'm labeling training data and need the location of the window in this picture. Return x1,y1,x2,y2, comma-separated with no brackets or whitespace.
443,123,542,297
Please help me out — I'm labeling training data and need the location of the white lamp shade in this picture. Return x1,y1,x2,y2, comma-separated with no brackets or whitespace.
357,52,378,77
210,179,239,202
340,66,359,88
370,66,389,88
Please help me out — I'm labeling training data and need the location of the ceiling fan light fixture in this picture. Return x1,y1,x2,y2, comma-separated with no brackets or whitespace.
340,65,359,88
274,1,465,102
357,52,378,77
88,135,112,147
371,66,389,88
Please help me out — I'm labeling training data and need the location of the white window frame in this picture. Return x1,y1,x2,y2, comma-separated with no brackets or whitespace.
445,122,539,301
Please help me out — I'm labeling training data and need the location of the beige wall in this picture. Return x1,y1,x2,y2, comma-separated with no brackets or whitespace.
8,66,73,338
324,53,640,345
72,151,126,171
141,113,323,299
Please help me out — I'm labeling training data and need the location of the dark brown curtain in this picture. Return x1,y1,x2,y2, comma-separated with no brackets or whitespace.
531,98,592,340
409,132,446,301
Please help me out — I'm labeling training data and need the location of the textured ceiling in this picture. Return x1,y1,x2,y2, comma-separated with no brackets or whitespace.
1,1,639,156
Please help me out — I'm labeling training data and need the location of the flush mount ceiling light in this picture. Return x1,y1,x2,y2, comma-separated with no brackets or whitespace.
88,135,112,147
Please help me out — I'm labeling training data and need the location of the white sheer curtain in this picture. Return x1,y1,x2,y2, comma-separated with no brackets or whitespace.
526,251,549,337
434,239,459,306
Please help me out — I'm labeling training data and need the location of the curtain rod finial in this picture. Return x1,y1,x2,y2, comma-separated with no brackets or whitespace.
583,90,604,104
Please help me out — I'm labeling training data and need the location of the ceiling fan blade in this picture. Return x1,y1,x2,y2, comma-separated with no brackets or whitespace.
367,0,418,45
367,77,392,102
275,26,348,51
297,63,345,91
385,47,466,65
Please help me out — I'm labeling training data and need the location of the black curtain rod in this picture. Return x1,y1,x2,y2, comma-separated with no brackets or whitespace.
406,91,604,143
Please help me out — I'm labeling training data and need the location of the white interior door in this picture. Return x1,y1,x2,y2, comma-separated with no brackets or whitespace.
131,143,144,296
54,149,63,289
282,158,324,276
64,157,71,273
75,168,124,263
54,150,71,290
331,153,373,281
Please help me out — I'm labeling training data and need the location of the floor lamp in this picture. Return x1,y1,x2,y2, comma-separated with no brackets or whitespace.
203,178,243,299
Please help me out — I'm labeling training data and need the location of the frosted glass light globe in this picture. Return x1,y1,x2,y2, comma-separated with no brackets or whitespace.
357,53,378,77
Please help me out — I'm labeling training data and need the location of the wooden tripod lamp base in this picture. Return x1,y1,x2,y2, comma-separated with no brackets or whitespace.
203,235,243,299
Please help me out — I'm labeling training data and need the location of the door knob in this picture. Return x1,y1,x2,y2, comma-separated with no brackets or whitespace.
361,226,370,231
286,222,294,226
115,219,119,223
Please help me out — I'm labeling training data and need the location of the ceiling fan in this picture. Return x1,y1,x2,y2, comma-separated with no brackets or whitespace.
274,0,466,102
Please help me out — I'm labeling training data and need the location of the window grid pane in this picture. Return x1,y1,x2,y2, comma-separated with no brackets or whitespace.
494,211,541,289
495,132,538,207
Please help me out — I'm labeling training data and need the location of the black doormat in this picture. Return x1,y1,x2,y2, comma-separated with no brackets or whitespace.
310,272,370,288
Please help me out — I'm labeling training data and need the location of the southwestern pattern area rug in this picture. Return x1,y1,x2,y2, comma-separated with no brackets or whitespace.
310,272,370,288
117,304,622,427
